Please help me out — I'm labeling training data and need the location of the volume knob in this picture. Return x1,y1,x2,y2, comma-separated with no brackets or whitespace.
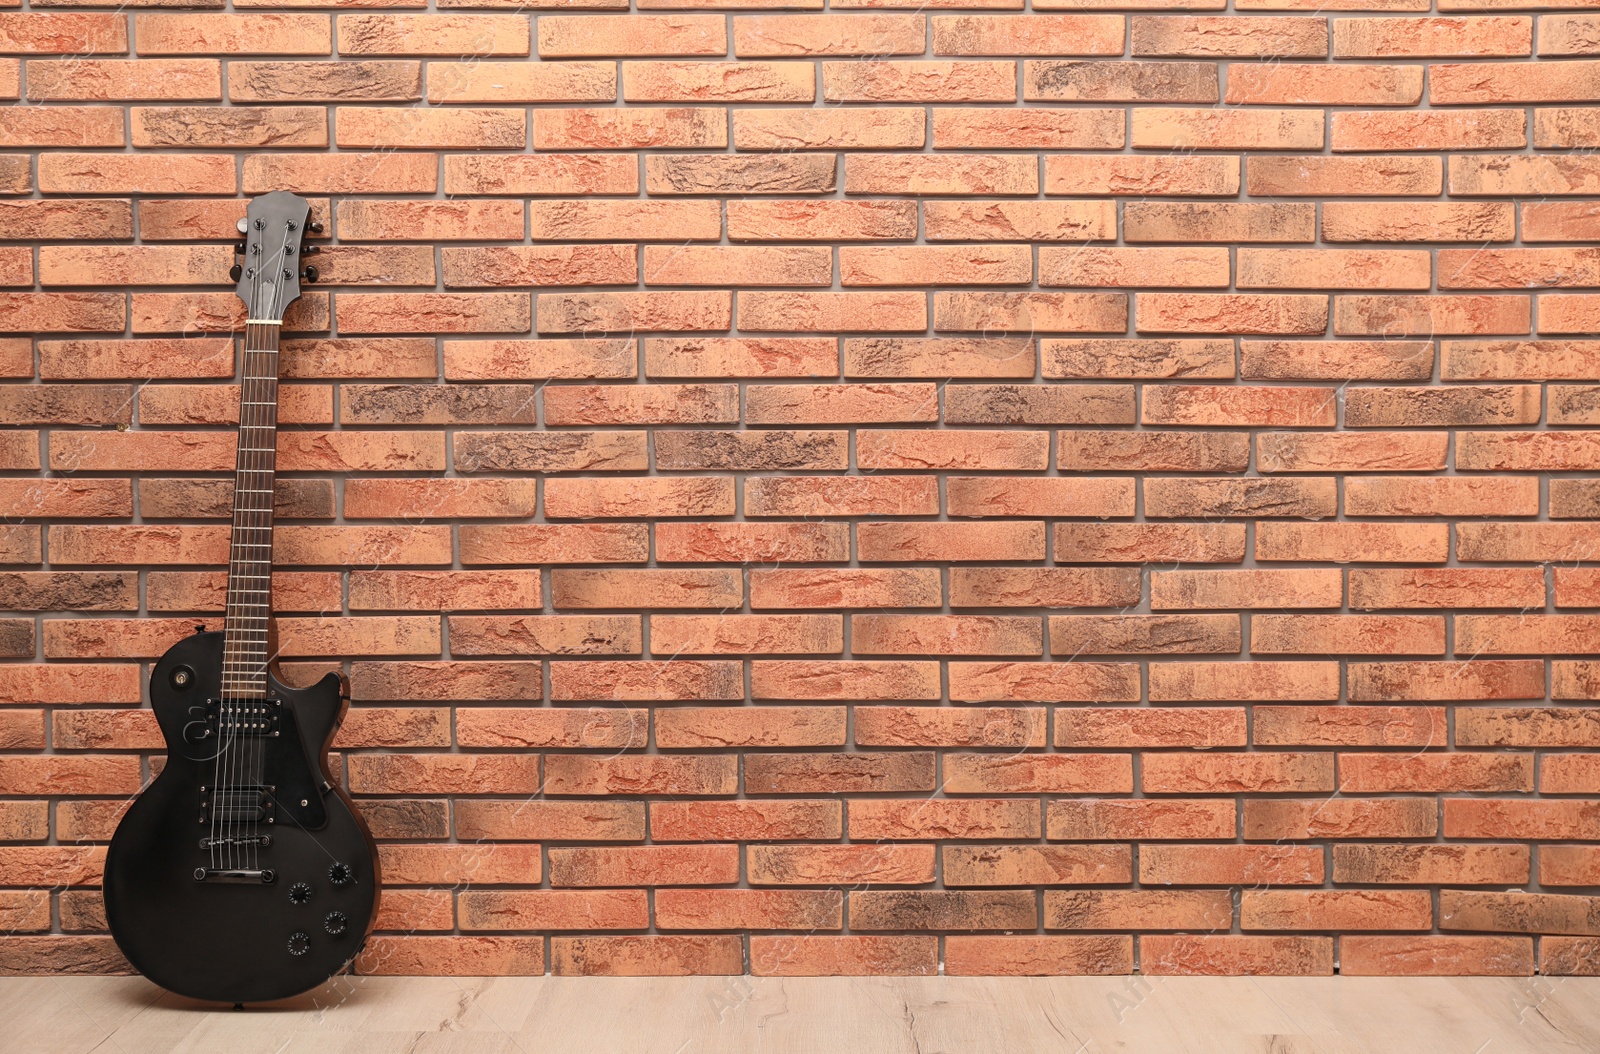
327,861,353,887
287,932,310,957
324,911,348,936
288,882,312,905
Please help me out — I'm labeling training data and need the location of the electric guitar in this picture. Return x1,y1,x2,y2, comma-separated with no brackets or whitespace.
104,191,380,1004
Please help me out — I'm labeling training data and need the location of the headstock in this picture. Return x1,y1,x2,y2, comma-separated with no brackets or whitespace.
231,191,322,322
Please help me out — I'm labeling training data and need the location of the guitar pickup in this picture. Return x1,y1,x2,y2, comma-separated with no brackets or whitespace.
202,699,282,739
198,784,276,825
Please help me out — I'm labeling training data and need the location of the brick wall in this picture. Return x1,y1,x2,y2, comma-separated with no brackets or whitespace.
1,4,1599,980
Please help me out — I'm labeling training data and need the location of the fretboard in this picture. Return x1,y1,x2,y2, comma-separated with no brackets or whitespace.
222,320,281,700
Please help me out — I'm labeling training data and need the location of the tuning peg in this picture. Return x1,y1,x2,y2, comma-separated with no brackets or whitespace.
236,218,249,235
301,265,319,283
308,221,324,234
303,245,322,255
234,242,247,255
229,264,242,282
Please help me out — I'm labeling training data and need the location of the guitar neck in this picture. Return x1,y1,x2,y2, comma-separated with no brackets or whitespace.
223,318,281,699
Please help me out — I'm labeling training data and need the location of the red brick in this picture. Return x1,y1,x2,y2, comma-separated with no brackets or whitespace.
750,936,936,977
1047,799,1235,841
1246,799,1437,840
339,14,528,57
748,569,934,610
1043,246,1228,289
752,660,939,701
455,708,646,750
1026,59,1217,102
850,799,1040,841
1247,154,1441,197
746,751,932,794
460,890,647,932
1334,17,1531,58
1242,890,1432,932
1143,752,1334,794
1044,154,1238,197
552,936,741,977
736,14,924,57
946,935,1132,976
1150,661,1339,702
652,801,841,842
1333,297,1528,339
452,802,643,844
748,844,932,885
1254,705,1446,748
546,755,736,797
1343,936,1534,977
446,154,636,197
944,845,1131,887
1138,293,1327,335
734,107,923,150
1142,936,1333,976
1337,844,1529,885
136,14,328,56
657,889,841,930
1230,64,1423,106
851,889,1036,931
356,937,542,977
851,614,1042,657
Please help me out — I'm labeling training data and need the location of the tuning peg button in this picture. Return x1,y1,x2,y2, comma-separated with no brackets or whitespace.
308,221,324,234
229,264,243,282
301,265,319,283
236,218,249,235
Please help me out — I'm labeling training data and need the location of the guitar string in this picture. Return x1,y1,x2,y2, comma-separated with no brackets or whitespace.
238,221,273,872
224,213,271,872
214,232,245,872
222,224,261,872
253,221,294,873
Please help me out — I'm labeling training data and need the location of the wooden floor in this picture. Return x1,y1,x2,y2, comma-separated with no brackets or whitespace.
7,974,1598,1053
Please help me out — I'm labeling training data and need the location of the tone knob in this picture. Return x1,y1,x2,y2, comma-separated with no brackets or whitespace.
324,911,348,936
327,862,353,887
287,932,310,957
288,882,312,905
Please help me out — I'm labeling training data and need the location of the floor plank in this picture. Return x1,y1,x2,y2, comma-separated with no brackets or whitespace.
6,975,1595,1054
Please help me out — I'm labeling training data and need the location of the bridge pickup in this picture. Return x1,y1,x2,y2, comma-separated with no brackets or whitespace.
197,784,276,826
193,868,276,884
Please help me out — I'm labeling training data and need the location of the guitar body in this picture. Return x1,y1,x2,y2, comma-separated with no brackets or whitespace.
104,631,380,1003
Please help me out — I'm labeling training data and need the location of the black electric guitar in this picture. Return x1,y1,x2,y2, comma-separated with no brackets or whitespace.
105,191,379,1004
